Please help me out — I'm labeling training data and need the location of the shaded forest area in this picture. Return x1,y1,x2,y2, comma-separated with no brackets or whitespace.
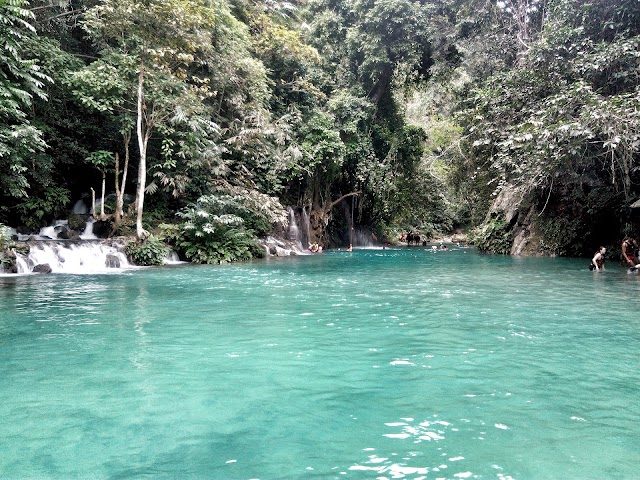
1,0,639,263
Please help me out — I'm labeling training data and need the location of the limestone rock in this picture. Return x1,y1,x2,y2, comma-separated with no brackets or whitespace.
105,254,120,268
32,264,52,274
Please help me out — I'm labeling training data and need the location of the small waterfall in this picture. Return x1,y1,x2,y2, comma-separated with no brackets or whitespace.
15,241,132,274
287,207,302,248
163,250,183,265
339,198,375,248
39,220,68,239
14,255,29,274
72,199,89,215
300,207,311,248
80,218,98,240
353,228,375,247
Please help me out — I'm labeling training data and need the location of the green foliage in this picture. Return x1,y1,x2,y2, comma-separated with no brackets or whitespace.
0,0,52,200
536,217,580,257
163,194,269,264
470,216,513,255
125,236,168,266
81,0,221,238
446,0,640,253
0,222,28,270
14,186,70,230
8,0,640,260
307,0,432,104
0,223,11,250
86,150,113,172
300,111,345,179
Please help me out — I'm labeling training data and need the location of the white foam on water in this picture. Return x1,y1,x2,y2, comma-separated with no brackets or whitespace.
454,472,472,478
16,241,133,274
79,218,97,240
390,359,415,365
383,433,411,439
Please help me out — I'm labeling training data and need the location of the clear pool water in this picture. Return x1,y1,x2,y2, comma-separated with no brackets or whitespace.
1,247,640,479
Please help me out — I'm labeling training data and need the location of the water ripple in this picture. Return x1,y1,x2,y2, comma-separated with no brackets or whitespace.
2,250,640,478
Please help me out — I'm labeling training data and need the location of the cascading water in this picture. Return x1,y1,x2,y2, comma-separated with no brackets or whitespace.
287,207,302,249
3,196,153,275
80,218,98,240
72,199,89,215
39,220,68,240
14,255,29,274
300,207,311,248
353,229,375,247
341,199,375,248
15,241,132,274
163,250,183,265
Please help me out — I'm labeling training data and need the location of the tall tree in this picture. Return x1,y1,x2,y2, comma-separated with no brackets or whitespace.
81,0,218,238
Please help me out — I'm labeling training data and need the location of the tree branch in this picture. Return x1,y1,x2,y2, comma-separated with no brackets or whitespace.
329,191,362,210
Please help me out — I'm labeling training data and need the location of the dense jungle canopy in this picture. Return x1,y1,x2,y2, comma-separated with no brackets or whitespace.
1,0,639,263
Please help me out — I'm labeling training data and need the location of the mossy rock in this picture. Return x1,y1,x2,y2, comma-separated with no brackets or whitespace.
68,213,86,231
93,219,114,238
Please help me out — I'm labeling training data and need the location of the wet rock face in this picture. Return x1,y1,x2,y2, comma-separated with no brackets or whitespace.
55,226,81,240
105,254,121,268
261,236,307,257
67,214,86,232
92,220,113,238
32,263,52,274
1,249,18,273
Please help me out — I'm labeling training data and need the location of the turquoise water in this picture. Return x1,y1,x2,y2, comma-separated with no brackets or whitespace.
1,247,640,479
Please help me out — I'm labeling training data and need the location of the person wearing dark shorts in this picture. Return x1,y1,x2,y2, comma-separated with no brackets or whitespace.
621,237,638,270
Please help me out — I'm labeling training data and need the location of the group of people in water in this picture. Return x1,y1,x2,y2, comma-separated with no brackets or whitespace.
317,235,639,272
308,243,323,253
590,236,640,272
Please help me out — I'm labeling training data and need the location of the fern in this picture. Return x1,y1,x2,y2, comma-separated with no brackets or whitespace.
162,193,269,264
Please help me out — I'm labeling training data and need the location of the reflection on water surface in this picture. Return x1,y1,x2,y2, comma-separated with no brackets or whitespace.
1,248,640,478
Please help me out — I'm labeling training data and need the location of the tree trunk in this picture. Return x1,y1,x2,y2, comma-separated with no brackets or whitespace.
90,187,96,218
114,152,121,224
114,131,131,225
369,65,393,105
308,191,361,246
135,64,148,239
100,171,106,219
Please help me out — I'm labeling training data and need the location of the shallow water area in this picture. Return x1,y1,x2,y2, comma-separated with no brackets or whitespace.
1,247,640,479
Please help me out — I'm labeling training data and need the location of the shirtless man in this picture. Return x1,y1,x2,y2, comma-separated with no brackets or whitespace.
621,236,638,270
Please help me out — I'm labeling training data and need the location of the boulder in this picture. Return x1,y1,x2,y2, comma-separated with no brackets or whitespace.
32,264,52,274
67,213,86,232
92,219,113,238
105,254,120,269
16,225,37,235
56,225,71,239
1,249,17,274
